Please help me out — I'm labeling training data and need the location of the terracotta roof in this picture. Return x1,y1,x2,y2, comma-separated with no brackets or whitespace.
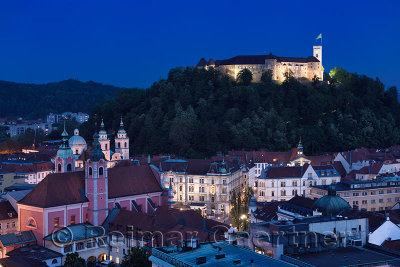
254,201,283,221
0,201,17,221
333,161,347,178
308,154,335,165
228,148,302,164
19,165,163,208
382,240,400,252
108,207,226,244
0,162,54,174
265,165,309,178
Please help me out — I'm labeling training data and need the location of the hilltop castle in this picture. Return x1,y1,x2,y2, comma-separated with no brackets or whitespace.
197,45,323,82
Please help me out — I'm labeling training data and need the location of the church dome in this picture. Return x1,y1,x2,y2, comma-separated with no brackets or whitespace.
57,147,73,159
69,129,87,147
312,186,351,216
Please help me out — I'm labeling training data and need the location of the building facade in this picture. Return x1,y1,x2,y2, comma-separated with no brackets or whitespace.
311,177,400,212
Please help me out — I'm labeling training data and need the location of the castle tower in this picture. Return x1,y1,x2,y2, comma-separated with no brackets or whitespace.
115,117,129,160
85,132,108,226
313,45,322,65
98,119,111,161
55,125,75,173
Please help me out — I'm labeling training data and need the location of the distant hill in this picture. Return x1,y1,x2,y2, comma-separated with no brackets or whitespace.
0,79,123,119
82,67,400,158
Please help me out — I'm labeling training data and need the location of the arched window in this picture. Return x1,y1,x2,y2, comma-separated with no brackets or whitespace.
89,167,92,176
52,259,58,264
118,142,121,148
57,164,61,172
99,167,103,176
27,217,37,228
67,164,72,172
105,144,108,150
124,142,127,148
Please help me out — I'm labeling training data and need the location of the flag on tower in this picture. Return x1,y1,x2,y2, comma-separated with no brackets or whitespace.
316,33,322,41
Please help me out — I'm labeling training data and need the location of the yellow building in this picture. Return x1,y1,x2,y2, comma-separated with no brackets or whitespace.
197,45,323,82
311,178,400,212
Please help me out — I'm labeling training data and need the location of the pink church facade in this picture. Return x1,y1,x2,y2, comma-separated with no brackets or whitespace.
17,130,168,246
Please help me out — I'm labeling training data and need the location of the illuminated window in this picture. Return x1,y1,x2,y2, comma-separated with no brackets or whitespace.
54,217,59,227
85,214,89,223
116,257,120,264
116,247,119,253
71,215,75,225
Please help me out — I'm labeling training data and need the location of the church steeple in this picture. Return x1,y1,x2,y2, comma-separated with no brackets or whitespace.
115,116,130,160
297,138,303,156
55,122,75,173
85,131,108,226
98,118,111,161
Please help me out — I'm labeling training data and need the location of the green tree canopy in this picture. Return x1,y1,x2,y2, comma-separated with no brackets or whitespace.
236,68,253,85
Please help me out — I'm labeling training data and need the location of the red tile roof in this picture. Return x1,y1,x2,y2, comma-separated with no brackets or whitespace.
0,201,17,221
228,149,302,164
265,165,309,178
19,165,163,208
108,207,225,244
0,162,54,174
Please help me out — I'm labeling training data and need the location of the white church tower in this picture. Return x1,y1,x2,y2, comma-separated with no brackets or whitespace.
98,119,111,161
115,117,129,160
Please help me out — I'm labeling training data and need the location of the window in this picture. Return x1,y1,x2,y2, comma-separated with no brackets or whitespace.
259,191,265,197
200,178,204,184
76,242,85,251
353,201,359,205
388,198,392,202
105,144,108,150
75,149,78,154
302,181,305,186
387,190,392,194
211,196,215,202
199,187,205,193
6,223,10,228
371,199,376,204
99,167,104,176
281,190,286,196
67,164,72,172
89,167,92,176
211,179,214,185
58,164,61,172
179,185,182,192
293,181,298,186
223,179,227,185
379,199,384,203
222,187,227,194
86,214,89,223
71,215,75,225
353,192,359,196
27,218,37,228
371,191,376,195
118,142,121,148
281,182,286,187
272,191,275,197
64,245,73,253
379,190,384,195
189,178,194,183
54,217,59,227
199,196,205,201
362,200,368,205
124,142,127,148
189,195,194,201
189,186,194,192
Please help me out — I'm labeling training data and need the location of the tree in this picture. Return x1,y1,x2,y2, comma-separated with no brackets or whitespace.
230,186,253,231
121,247,151,267
261,69,273,84
63,252,85,267
236,68,253,85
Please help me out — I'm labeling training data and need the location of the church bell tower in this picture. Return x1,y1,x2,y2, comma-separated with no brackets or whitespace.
114,117,129,160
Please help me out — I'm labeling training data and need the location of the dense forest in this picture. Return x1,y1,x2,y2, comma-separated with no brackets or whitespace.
0,79,122,119
79,67,400,158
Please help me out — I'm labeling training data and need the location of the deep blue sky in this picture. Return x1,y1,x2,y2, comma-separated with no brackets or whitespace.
0,0,399,89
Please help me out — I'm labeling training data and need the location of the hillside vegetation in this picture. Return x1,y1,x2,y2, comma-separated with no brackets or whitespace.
0,79,122,119
80,67,400,158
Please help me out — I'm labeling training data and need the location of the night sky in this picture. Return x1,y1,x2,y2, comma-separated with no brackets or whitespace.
0,0,399,89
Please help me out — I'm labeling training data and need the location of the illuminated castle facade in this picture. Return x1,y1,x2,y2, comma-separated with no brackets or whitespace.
197,45,323,82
